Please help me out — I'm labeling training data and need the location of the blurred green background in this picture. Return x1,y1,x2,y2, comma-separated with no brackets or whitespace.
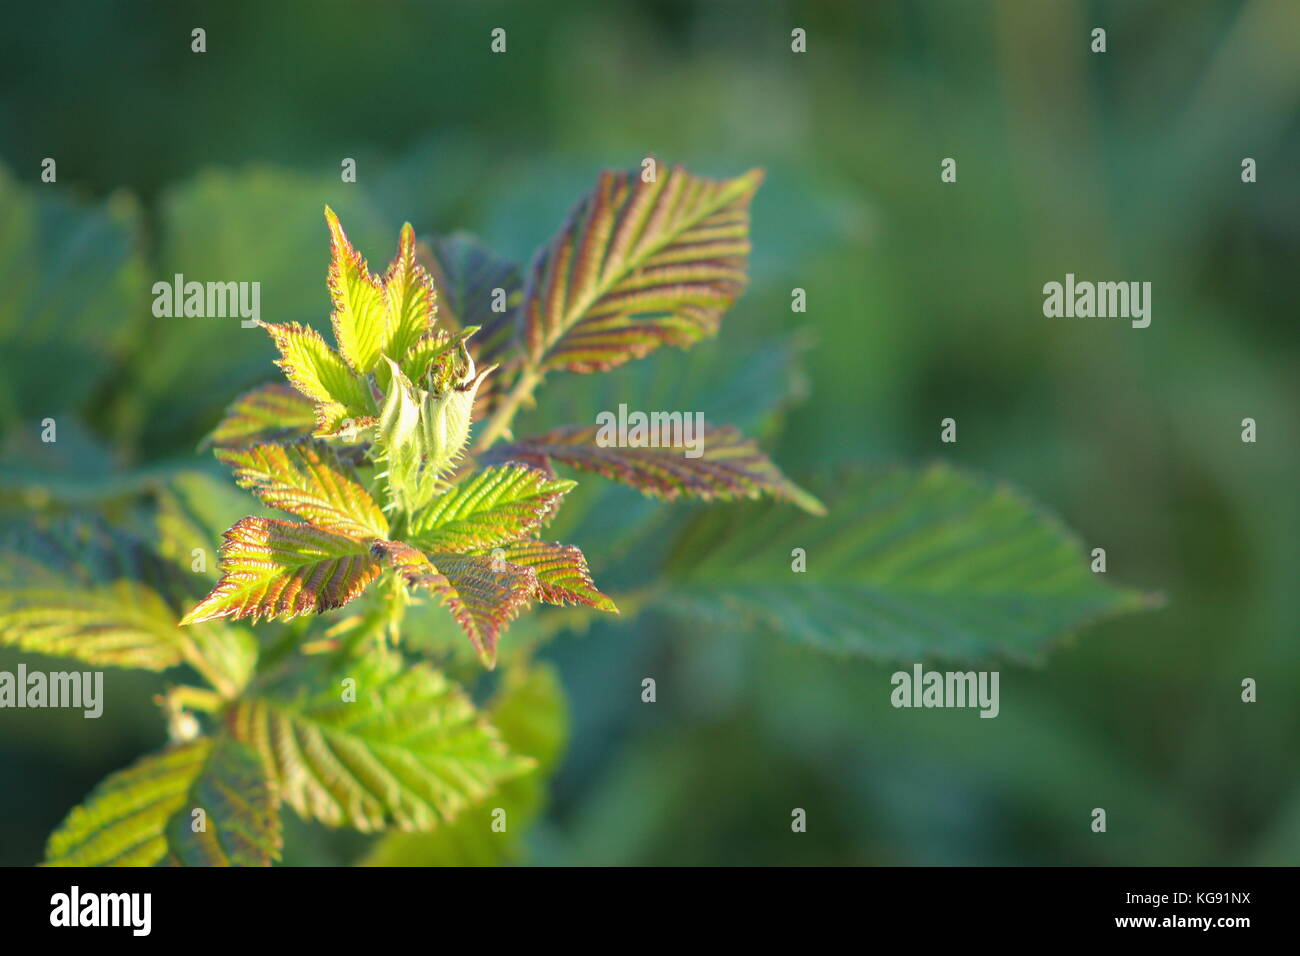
1,0,1297,865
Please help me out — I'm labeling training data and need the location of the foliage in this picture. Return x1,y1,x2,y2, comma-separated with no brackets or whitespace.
0,160,1156,866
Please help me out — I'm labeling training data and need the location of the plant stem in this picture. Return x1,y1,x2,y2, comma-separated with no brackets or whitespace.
472,367,544,453
168,685,224,714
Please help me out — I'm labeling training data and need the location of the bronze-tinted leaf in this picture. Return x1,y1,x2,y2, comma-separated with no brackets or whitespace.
488,422,826,514
180,517,379,625
372,542,535,667
494,540,617,612
521,163,762,373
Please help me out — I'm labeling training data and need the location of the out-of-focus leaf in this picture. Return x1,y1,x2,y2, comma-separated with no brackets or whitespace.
44,740,211,866
516,333,812,437
420,232,522,354
0,165,146,426
406,464,573,552
359,661,567,866
154,470,266,579
487,422,825,514
226,652,531,832
44,737,281,867
179,517,380,626
0,519,252,694
521,163,762,373
199,383,317,451
216,441,387,539
163,736,281,866
0,421,179,520
663,463,1161,663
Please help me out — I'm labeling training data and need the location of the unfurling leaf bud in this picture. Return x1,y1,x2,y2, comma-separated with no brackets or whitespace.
420,346,495,478
375,352,495,513
378,358,420,453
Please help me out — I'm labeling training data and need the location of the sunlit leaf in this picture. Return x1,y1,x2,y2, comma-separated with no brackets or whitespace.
44,740,210,866
493,540,617,612
373,542,535,667
325,206,390,374
399,327,478,388
664,463,1162,662
488,422,825,514
226,652,531,832
180,517,380,626
199,383,317,451
260,320,373,435
382,222,437,366
216,441,388,540
406,464,574,552
126,169,390,453
522,163,762,373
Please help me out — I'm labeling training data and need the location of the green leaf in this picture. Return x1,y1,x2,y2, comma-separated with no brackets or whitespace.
493,540,617,612
325,206,391,374
44,740,210,866
44,737,282,867
488,422,825,514
359,661,567,866
180,517,380,626
226,652,531,832
399,327,478,388
407,464,575,552
260,320,373,433
216,441,389,540
199,383,317,451
0,545,183,671
373,543,536,667
382,223,438,365
663,463,1162,663
522,163,762,373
